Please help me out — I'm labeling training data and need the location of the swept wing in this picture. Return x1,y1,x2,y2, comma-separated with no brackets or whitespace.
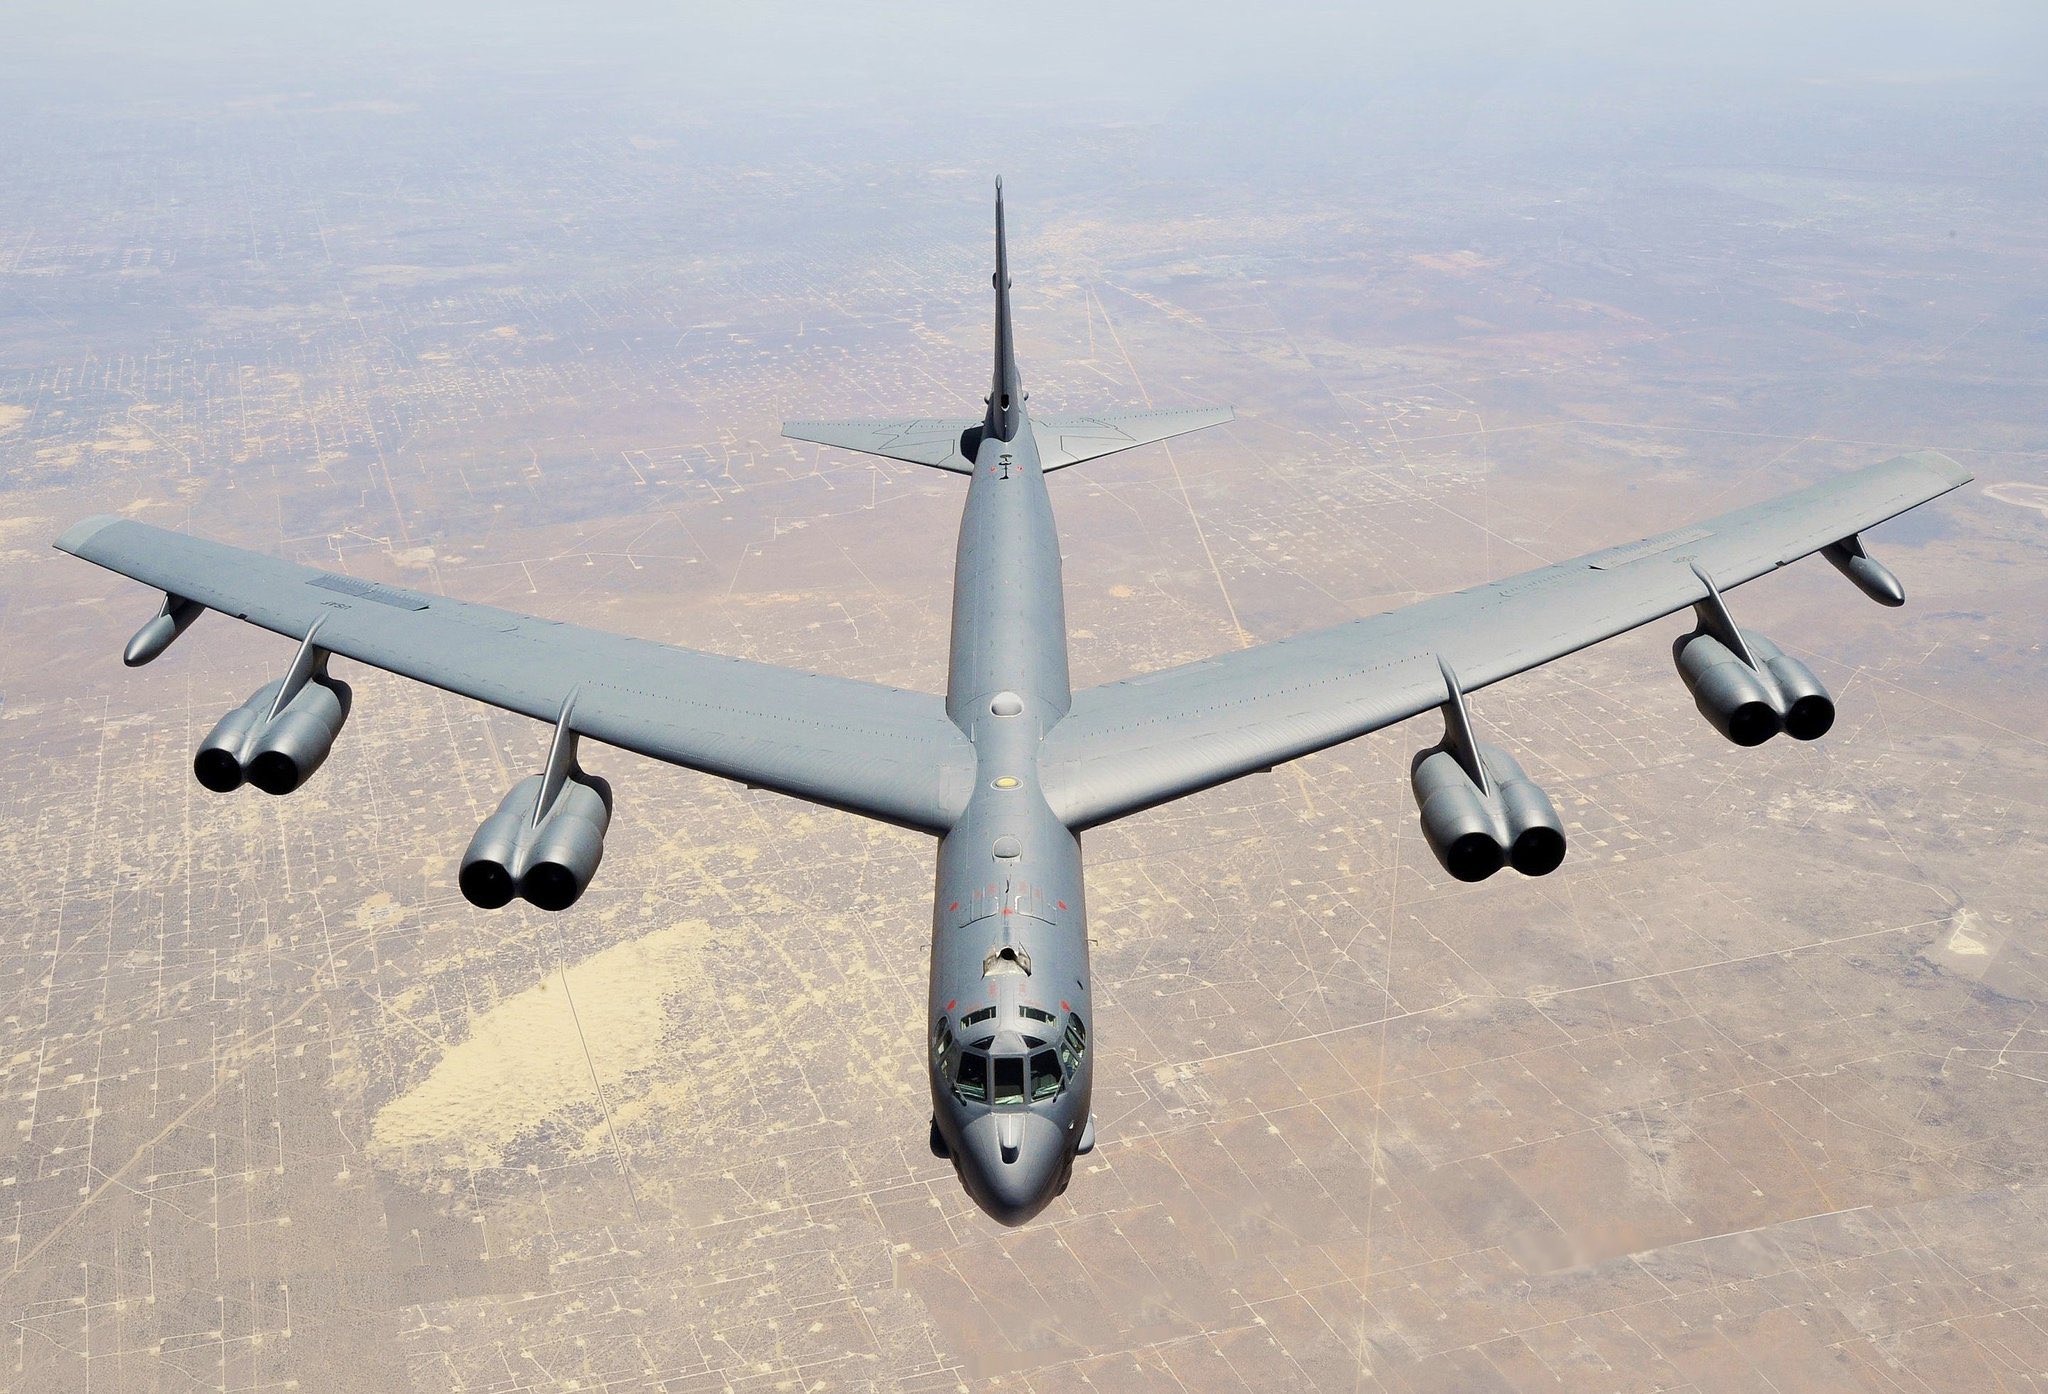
56,516,975,833
1040,451,1971,829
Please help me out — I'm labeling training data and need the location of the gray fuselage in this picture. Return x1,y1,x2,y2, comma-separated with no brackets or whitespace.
927,412,1093,1225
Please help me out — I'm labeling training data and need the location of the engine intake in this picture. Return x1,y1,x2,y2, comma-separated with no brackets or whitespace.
1673,629,1833,746
459,770,613,912
1411,743,1567,883
194,675,353,795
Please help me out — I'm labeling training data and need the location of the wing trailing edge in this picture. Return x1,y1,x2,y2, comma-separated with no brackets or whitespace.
1039,451,1972,830
54,517,977,834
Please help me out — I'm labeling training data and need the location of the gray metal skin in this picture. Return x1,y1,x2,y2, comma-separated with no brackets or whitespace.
927,185,1092,1223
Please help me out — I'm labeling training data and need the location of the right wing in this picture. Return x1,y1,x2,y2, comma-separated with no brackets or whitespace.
1040,452,1971,830
56,517,975,834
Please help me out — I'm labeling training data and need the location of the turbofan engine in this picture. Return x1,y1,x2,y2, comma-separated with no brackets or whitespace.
194,673,353,795
459,770,613,912
1411,742,1567,883
1673,629,1833,746
1671,565,1837,748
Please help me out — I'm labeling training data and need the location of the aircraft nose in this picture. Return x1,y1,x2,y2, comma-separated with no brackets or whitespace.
956,1110,1069,1227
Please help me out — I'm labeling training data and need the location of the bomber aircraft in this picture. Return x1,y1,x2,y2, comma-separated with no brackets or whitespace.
58,183,1970,1225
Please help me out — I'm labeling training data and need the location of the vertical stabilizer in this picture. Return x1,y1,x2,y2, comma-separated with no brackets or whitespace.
986,179,1023,442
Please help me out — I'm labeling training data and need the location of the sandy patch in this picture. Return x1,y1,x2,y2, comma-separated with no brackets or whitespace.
1412,250,1501,275
369,921,712,1168
1920,906,2009,983
88,422,158,455
1984,481,2048,521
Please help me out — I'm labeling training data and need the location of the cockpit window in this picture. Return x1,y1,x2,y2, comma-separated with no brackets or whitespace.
1060,1015,1087,1073
960,1006,997,1029
992,1055,1026,1105
932,1022,955,1070
1019,1006,1056,1024
1030,1049,1062,1100
956,1051,988,1102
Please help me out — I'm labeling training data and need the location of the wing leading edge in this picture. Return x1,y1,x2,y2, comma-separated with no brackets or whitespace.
56,517,975,834
1040,451,1972,830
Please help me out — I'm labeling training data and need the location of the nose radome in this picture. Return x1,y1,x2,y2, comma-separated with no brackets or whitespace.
957,1110,1068,1227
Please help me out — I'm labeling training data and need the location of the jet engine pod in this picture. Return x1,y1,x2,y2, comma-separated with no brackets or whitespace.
1410,743,1567,883
1673,630,1834,746
193,675,352,794
458,771,613,912
1673,633,1782,747
458,776,540,910
194,681,280,792
1412,750,1506,882
1496,775,1567,877
519,774,611,912
244,677,352,794
1742,634,1835,742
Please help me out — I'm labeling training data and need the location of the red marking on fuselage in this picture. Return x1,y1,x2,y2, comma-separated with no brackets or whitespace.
947,999,956,1012
948,901,959,912
1060,1000,1070,1012
1056,901,1067,911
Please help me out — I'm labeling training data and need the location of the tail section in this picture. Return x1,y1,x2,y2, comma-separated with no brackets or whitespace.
781,417,980,474
1031,406,1235,471
986,178,1023,443
782,182,1232,475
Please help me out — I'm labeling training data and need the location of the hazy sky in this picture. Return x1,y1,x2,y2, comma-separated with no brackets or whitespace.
8,1,2045,116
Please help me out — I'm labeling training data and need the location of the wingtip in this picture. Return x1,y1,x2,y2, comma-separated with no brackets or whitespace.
54,514,121,556
1898,448,1974,488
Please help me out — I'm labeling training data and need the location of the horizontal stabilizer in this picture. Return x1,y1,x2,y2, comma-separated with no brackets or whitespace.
1032,406,1233,472
783,418,980,474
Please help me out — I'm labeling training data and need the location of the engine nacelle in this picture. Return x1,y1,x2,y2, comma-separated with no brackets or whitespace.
1411,743,1567,883
1673,630,1833,746
459,771,613,912
1744,634,1835,742
193,676,353,795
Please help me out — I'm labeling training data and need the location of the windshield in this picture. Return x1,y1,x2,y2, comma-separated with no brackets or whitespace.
946,1011,1087,1107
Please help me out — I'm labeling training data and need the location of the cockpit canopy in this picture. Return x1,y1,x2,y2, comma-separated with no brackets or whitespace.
934,1010,1085,1107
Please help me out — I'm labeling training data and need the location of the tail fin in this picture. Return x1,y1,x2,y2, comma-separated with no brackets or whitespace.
783,182,1233,477
986,178,1023,443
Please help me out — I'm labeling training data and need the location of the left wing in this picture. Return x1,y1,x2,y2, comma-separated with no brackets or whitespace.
1040,451,1971,831
56,516,975,834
